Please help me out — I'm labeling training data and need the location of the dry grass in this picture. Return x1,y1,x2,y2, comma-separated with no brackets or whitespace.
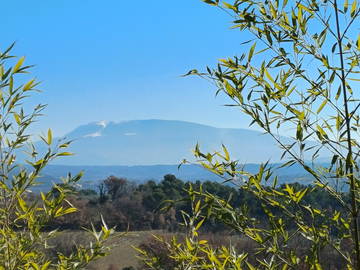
49,230,347,270
47,230,163,270
87,230,161,270
87,231,245,270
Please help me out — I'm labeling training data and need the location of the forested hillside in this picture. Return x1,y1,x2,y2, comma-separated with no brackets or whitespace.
44,174,344,232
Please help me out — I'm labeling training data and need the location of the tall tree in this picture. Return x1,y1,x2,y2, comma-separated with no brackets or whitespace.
104,176,129,201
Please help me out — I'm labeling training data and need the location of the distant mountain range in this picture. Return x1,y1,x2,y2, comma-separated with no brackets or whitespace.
41,119,291,166
16,119,330,190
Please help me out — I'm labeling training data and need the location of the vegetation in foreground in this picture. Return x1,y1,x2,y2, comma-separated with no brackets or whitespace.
0,45,115,269
39,174,348,269
1,0,360,269
136,0,360,269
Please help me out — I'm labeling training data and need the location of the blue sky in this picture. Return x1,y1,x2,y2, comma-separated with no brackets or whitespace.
2,0,255,136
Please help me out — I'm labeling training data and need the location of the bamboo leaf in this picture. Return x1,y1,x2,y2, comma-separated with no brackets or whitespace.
298,3,314,14
248,42,256,62
296,122,303,140
47,129,52,145
12,56,25,73
351,0,357,17
317,99,328,114
23,79,36,91
222,144,230,161
56,152,73,156
265,69,274,82
333,211,341,222
195,200,201,213
62,207,77,215
202,0,218,6
335,85,341,100
195,218,205,230
13,113,21,125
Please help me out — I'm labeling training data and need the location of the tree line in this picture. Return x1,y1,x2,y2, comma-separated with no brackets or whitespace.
42,174,346,233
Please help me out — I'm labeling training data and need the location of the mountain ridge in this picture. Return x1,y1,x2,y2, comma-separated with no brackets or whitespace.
49,119,284,166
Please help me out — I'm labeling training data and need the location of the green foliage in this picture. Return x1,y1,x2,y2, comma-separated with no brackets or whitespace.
136,186,253,269
137,0,360,269
0,44,115,269
49,174,345,234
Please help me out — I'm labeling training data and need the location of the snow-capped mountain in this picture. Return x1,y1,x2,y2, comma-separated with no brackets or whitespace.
47,119,287,165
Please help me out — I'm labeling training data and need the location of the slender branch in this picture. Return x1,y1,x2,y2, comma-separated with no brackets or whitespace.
341,9,360,41
334,1,360,268
268,128,349,210
307,0,337,40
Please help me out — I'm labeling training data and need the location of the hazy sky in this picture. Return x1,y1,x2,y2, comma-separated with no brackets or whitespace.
2,0,254,136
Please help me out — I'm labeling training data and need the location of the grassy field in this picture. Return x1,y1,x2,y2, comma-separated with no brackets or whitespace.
49,227,350,270
51,230,256,270
50,230,248,269
87,230,158,270
62,230,258,270
49,230,162,270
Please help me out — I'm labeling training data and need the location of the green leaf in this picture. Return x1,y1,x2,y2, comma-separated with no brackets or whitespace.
335,85,341,100
12,56,25,73
56,152,73,156
298,3,314,14
195,218,205,230
194,200,201,213
351,0,357,17
296,122,303,140
322,55,329,68
62,207,77,215
202,0,218,6
40,262,51,270
18,196,27,212
248,42,256,62
224,80,236,97
265,28,273,45
222,144,230,161
336,115,343,131
264,69,274,82
333,211,341,222
344,0,349,12
317,99,328,114
317,125,328,139
223,1,236,11
13,113,21,125
297,188,308,202
23,79,36,91
279,160,296,168
47,129,52,145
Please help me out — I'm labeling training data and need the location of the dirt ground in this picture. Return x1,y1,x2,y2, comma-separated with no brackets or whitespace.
85,230,159,270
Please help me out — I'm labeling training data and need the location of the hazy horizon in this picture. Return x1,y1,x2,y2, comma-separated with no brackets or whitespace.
2,0,255,137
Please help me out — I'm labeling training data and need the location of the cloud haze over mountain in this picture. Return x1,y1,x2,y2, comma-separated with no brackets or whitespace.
49,119,286,166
